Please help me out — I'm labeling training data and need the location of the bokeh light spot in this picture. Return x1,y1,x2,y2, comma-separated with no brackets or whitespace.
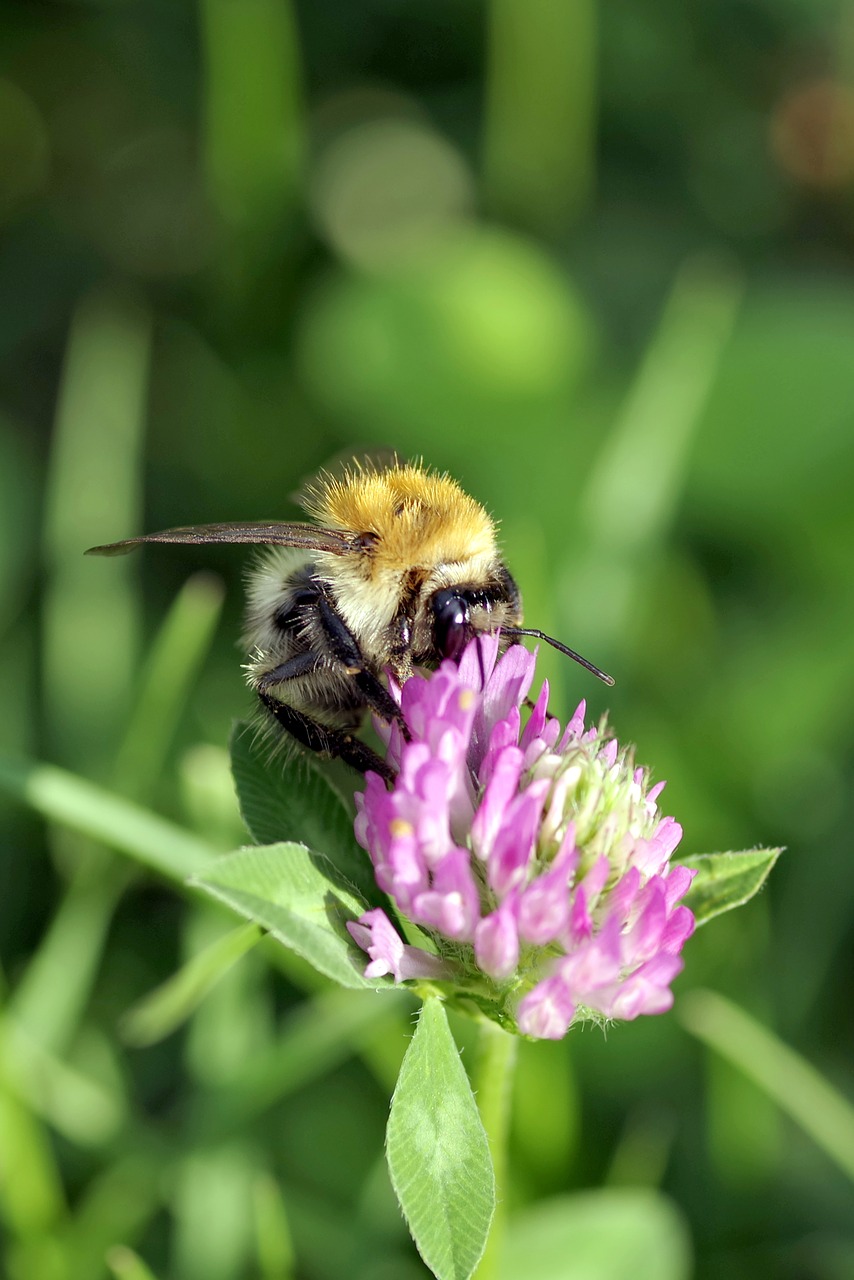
309,116,474,268
299,227,590,422
420,230,589,392
770,79,854,190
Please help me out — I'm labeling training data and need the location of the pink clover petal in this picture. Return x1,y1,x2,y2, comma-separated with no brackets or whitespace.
479,719,523,790
380,831,428,905
605,954,684,1020
517,974,577,1040
660,904,696,953
558,917,623,1000
377,718,404,770
400,662,477,748
547,819,578,872
628,838,657,877
348,910,449,982
457,632,500,693
474,897,520,980
647,779,666,805
487,780,550,898
664,863,697,910
518,858,572,945
653,814,683,852
579,854,611,908
648,815,683,863
621,880,668,966
432,726,466,770
599,738,619,768
411,848,482,940
397,741,434,790
556,700,586,752
355,774,390,850
479,707,523,784
470,746,525,861
521,740,547,775
475,644,537,749
520,680,550,751
605,865,642,924
567,883,592,944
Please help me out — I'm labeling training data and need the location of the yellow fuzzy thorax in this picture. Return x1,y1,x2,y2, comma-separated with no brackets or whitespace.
304,463,497,571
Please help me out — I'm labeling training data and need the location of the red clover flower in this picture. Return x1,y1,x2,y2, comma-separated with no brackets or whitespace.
348,637,696,1039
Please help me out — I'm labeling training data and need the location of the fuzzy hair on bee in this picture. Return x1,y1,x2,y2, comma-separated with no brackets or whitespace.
87,458,613,782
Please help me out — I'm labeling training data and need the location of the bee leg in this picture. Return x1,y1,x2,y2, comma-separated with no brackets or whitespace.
256,651,320,691
316,596,410,738
258,690,396,784
351,668,410,739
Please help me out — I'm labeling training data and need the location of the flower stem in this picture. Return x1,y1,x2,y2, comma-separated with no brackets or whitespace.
472,1019,518,1280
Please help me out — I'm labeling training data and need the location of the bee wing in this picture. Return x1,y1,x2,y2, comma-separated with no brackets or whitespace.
85,521,356,557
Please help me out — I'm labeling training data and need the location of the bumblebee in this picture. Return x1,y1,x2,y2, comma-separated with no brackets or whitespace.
87,460,612,781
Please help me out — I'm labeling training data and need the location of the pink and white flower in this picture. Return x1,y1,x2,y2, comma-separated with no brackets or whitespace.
348,637,695,1040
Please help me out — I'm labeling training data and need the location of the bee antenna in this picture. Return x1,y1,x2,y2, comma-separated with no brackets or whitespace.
501,627,615,687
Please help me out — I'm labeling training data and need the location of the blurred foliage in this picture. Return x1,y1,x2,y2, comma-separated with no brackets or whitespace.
1,0,854,1277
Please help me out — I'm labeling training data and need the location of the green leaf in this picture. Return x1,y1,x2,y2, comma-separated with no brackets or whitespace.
386,998,495,1280
121,922,262,1046
681,848,781,926
191,842,388,990
499,1189,692,1280
230,723,380,904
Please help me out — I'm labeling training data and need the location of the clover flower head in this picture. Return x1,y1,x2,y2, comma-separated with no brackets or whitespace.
348,637,696,1040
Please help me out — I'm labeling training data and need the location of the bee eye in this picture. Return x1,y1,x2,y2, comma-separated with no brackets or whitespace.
432,590,470,661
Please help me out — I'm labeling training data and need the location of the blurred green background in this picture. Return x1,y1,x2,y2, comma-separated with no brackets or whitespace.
1,1,854,1278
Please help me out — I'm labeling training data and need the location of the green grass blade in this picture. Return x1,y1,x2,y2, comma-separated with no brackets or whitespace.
252,1173,296,1280
106,1246,160,1280
0,1027,67,1244
2,1015,123,1146
43,288,151,771
171,1145,257,1280
194,987,403,1138
68,1158,163,1280
568,261,743,651
679,989,854,1184
0,759,215,882
121,923,262,1047
483,0,596,232
11,575,224,1053
201,0,303,229
113,572,225,800
10,863,128,1053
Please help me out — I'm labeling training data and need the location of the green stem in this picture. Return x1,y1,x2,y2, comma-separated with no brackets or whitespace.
473,1020,518,1280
